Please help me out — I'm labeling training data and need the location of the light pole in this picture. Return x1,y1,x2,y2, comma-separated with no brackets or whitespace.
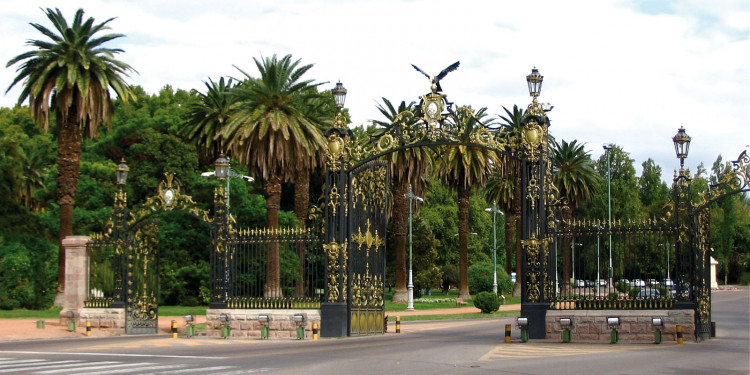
405,184,423,311
485,201,504,294
202,154,254,207
603,144,613,284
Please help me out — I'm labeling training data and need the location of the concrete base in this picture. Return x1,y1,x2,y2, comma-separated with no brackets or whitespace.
77,308,126,330
521,303,547,339
206,309,320,339
321,302,348,337
546,309,696,342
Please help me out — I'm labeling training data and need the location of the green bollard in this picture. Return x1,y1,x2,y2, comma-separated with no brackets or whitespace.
610,329,618,344
36,320,45,329
654,329,662,344
296,326,305,340
521,328,529,343
261,326,269,339
562,329,571,343
67,320,77,332
221,324,230,339
186,324,195,338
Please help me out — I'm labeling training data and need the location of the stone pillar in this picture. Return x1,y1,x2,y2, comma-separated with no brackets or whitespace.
710,256,719,289
59,236,90,323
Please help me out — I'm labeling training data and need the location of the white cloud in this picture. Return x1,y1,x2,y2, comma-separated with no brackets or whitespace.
1,0,747,182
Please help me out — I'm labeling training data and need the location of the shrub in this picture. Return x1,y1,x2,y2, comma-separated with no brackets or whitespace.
607,292,619,301
468,262,513,295
473,292,500,313
628,288,641,299
653,285,668,297
615,281,630,294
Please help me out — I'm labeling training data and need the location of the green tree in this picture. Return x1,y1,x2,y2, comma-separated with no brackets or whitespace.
639,158,669,218
6,8,136,293
221,54,326,297
496,105,525,282
182,77,235,162
551,139,601,289
436,106,499,300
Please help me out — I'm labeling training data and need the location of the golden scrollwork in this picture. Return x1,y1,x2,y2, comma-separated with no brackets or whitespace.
324,239,348,302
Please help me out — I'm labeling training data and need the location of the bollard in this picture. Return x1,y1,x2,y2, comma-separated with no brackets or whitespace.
504,324,511,343
562,329,571,343
186,324,195,338
221,324,231,339
296,326,305,340
86,321,91,337
395,316,401,333
384,315,388,333
610,329,618,344
67,320,77,332
171,320,178,339
654,328,662,344
312,323,319,341
36,320,45,329
676,325,683,345
711,321,716,338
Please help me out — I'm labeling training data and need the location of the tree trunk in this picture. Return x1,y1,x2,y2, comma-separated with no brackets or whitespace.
457,184,471,300
264,175,283,298
294,168,310,297
56,107,82,293
391,177,409,303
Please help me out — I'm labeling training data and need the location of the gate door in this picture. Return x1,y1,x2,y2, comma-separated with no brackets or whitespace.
125,220,160,334
348,161,388,335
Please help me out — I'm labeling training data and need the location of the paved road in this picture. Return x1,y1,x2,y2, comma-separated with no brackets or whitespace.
1,288,747,374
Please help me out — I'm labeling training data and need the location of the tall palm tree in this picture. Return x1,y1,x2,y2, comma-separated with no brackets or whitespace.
6,8,136,293
551,139,600,291
498,105,525,289
372,98,433,303
182,77,235,162
221,54,325,298
437,106,499,300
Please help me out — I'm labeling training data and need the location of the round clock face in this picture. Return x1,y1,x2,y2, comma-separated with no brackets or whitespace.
164,189,174,206
427,102,438,118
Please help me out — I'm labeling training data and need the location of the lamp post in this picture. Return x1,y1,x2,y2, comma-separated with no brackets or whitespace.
202,154,254,207
405,184,423,311
116,158,129,186
485,201,504,294
603,144,613,284
672,126,691,171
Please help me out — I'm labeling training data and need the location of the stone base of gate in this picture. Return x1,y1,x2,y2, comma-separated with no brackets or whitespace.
546,309,695,342
206,309,320,338
74,308,126,330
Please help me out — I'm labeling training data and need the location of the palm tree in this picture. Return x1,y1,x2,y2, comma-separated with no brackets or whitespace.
6,8,136,293
437,106,499,300
182,77,235,162
221,54,325,298
372,98,433,303
497,105,525,290
551,139,601,291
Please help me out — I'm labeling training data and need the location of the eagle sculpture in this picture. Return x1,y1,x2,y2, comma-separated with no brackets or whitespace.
411,61,460,93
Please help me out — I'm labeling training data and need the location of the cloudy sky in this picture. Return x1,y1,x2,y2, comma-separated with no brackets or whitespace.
2,0,748,181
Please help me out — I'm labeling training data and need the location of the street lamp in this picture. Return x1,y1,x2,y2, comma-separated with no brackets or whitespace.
405,184,423,311
526,67,543,99
672,126,691,169
115,158,129,186
202,154,254,207
603,144,614,284
485,201,504,294
332,81,347,109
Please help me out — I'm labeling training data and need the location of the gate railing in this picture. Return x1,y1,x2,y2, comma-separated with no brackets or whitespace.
550,218,685,310
224,227,325,309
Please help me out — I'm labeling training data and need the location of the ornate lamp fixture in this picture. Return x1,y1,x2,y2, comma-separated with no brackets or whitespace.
672,126,691,169
526,67,544,99
332,81,347,109
214,154,230,179
115,158,129,185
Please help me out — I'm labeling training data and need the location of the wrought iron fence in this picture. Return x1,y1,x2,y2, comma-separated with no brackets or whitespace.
84,234,118,308
225,227,325,309
550,219,685,310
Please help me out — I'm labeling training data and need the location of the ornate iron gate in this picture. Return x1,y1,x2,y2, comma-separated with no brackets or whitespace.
347,161,388,336
124,220,160,334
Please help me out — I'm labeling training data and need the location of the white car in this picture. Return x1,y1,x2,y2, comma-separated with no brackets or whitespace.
630,279,646,287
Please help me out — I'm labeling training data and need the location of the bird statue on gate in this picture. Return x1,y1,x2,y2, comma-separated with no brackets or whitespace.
411,61,460,94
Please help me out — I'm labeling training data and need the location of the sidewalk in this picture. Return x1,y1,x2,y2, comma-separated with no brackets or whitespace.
0,305,520,342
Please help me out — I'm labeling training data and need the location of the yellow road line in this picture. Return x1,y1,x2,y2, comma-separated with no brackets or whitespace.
480,343,660,361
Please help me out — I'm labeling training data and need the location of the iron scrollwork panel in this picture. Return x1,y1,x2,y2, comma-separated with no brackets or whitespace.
125,221,159,334
348,162,388,336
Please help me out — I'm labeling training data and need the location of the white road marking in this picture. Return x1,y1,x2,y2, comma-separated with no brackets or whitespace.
148,366,237,374
0,361,93,373
0,351,225,359
35,362,155,374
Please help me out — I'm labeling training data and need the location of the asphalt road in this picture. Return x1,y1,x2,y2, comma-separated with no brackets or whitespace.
1,288,747,374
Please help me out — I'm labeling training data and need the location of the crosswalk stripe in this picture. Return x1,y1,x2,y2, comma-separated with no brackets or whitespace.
89,364,190,374
0,360,48,369
35,362,154,374
0,361,97,373
148,366,237,374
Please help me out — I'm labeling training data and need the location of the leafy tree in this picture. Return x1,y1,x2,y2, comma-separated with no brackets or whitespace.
638,158,669,218
221,54,326,297
6,8,136,292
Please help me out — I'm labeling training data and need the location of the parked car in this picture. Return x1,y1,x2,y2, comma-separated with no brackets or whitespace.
575,280,586,288
662,279,675,289
647,279,659,286
630,279,646,287
598,279,607,287
636,289,661,299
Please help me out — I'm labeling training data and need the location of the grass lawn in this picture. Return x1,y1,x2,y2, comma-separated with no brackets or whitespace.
0,290,520,321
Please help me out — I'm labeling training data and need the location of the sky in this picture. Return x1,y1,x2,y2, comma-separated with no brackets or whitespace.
1,0,748,183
